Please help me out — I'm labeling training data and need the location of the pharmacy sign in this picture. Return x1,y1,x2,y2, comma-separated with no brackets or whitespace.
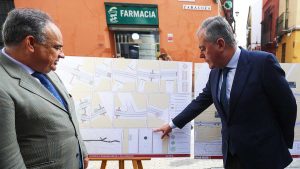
105,3,159,25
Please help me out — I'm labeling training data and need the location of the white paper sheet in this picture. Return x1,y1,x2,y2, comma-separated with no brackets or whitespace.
168,126,190,154
99,92,114,119
81,128,122,154
138,128,153,154
152,131,163,154
128,129,139,154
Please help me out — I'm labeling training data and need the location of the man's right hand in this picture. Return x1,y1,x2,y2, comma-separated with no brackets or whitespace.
153,123,172,139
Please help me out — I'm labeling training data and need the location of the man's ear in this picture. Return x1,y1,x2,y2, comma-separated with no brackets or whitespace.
216,38,225,50
24,36,35,53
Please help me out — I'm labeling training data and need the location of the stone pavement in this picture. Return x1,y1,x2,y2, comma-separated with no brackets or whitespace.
87,158,300,169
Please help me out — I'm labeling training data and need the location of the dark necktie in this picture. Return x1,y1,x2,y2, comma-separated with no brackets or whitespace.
32,72,67,109
220,67,230,115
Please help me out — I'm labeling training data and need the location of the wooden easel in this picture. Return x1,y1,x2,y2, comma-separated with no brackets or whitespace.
90,157,151,169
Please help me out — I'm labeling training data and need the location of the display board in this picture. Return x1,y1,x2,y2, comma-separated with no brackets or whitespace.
280,63,300,158
56,57,192,158
193,63,222,159
193,63,300,159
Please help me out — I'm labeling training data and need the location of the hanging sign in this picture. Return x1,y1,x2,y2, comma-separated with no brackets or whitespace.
105,3,159,25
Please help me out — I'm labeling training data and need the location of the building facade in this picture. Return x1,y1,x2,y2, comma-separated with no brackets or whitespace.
3,0,227,62
276,0,300,62
0,0,15,48
261,0,279,55
246,0,262,51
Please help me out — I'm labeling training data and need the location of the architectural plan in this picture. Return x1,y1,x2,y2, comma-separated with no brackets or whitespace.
56,57,192,157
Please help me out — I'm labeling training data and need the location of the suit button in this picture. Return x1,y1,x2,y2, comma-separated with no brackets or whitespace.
76,153,79,157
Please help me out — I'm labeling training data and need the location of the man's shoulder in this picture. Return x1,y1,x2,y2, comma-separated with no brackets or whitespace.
242,49,276,63
0,63,16,91
242,48,273,57
0,59,10,76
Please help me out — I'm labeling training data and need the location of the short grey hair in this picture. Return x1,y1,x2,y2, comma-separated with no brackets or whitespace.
197,16,236,47
2,8,53,46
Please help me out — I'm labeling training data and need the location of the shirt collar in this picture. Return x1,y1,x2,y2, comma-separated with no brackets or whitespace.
2,48,35,74
226,46,241,69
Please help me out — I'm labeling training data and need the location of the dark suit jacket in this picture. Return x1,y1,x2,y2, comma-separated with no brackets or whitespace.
0,51,87,169
173,48,297,169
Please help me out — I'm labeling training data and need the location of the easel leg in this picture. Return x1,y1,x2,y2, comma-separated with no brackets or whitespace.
100,160,107,169
119,160,125,169
132,160,138,169
92,157,149,169
137,160,143,169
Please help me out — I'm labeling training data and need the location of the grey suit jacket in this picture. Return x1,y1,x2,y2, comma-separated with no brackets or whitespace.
0,51,87,169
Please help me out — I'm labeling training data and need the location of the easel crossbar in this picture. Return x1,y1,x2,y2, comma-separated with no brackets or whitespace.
90,157,151,169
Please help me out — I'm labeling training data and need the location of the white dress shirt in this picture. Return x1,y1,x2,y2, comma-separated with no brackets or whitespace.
1,48,34,74
169,47,241,129
218,47,241,102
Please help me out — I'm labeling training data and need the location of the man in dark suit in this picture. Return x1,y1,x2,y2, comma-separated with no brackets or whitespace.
155,16,297,169
0,8,89,168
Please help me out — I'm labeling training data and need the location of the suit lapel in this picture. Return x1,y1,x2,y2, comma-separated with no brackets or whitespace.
211,68,227,118
0,52,67,112
228,48,251,121
46,72,71,112
20,78,67,111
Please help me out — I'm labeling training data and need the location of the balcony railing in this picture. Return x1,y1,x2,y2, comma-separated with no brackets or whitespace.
276,12,288,36
261,19,272,45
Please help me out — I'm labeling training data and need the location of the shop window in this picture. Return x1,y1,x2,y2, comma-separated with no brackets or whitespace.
114,31,159,60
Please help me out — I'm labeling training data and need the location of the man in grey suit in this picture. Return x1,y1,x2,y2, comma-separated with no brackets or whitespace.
0,8,89,169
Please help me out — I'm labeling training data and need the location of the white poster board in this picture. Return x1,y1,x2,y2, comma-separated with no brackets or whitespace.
56,57,192,157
